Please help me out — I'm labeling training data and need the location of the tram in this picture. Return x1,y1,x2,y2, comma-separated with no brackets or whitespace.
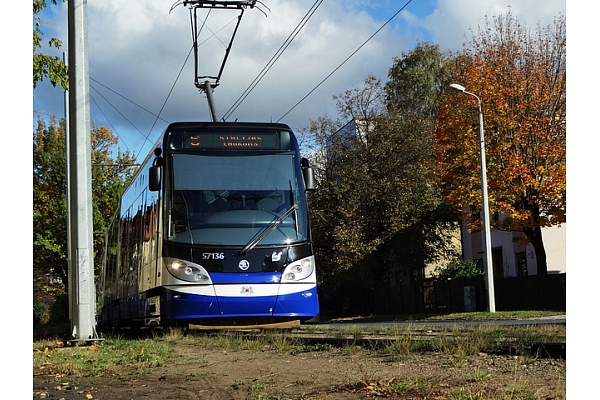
97,122,319,329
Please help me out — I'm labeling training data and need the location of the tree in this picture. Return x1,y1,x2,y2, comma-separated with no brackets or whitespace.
434,13,566,274
304,72,459,312
385,42,447,118
33,117,136,306
33,0,68,90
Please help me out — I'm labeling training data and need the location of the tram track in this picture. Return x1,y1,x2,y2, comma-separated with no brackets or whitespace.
185,322,566,359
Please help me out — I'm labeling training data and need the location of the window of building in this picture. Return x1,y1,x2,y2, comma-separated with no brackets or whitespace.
492,247,504,278
516,252,528,277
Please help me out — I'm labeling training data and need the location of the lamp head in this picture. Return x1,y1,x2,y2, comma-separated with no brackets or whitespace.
449,83,466,92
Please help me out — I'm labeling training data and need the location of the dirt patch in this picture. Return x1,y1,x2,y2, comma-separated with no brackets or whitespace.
34,342,565,399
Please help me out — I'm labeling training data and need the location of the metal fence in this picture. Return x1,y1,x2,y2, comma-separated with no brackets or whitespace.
320,273,566,316
418,274,566,313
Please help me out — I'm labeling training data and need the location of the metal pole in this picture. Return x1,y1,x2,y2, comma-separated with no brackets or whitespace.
474,96,496,313
449,84,496,313
204,80,219,122
68,0,98,340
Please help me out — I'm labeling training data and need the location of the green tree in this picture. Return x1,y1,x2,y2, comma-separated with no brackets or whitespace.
385,42,447,118
33,116,135,305
434,13,566,274
33,0,68,90
304,70,458,312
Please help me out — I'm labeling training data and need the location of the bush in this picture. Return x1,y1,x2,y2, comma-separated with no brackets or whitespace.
434,260,483,280
48,293,70,325
34,299,50,325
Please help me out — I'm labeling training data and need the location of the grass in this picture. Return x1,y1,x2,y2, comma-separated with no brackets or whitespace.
34,323,564,377
33,336,180,377
33,311,565,398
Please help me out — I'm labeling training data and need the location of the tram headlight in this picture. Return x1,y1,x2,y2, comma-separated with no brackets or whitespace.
282,256,315,282
164,257,212,284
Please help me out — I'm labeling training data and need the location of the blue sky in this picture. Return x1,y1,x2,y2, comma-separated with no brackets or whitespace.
31,0,566,160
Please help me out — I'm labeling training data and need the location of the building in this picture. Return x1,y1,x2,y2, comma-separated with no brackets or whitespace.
460,211,566,277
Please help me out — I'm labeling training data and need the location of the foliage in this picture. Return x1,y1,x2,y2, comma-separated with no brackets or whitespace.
48,293,70,325
304,54,460,299
434,260,483,280
33,0,68,89
385,42,447,118
433,13,566,274
33,116,136,307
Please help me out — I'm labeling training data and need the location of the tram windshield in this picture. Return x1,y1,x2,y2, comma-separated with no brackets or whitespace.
167,153,309,246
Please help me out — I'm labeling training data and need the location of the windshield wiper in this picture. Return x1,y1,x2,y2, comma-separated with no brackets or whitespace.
239,204,298,255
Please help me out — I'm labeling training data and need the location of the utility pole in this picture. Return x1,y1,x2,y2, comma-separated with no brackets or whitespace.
67,0,98,340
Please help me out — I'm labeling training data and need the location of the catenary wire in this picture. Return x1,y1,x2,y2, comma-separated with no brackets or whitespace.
88,10,238,158
90,78,170,125
277,0,413,122
89,89,133,153
222,0,324,121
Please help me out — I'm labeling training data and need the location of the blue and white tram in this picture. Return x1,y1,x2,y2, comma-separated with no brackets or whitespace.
97,122,319,329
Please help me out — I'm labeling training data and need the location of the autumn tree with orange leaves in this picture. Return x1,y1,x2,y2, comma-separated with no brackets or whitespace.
434,13,566,275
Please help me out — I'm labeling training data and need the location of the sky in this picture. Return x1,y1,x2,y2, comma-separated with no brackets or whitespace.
32,0,567,159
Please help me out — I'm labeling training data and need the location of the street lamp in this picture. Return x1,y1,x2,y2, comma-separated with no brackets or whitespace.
449,83,496,313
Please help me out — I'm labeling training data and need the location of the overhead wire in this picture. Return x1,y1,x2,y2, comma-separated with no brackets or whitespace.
84,1,414,156
138,7,231,156
89,88,133,153
276,0,414,122
222,0,324,121
84,10,237,158
90,78,170,125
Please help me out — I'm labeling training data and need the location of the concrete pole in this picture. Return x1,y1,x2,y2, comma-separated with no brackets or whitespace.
63,52,74,328
68,0,97,340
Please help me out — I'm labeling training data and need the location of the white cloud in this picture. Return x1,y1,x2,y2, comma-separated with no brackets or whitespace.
33,0,566,157
424,0,566,50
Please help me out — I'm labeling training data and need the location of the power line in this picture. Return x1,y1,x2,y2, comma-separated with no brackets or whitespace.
139,8,239,154
89,90,133,153
89,82,152,152
135,44,196,157
222,0,324,121
87,11,239,157
90,78,171,124
277,0,414,123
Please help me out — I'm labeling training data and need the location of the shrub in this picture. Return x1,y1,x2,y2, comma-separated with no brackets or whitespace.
434,260,483,280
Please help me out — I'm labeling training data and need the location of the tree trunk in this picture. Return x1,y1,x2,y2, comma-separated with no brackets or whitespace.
523,226,547,275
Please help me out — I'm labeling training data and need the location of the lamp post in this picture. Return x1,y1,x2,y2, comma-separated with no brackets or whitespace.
449,83,496,313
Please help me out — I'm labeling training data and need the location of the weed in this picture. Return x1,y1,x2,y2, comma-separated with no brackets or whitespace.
342,344,362,355
449,387,484,399
386,377,430,393
248,381,270,400
449,350,469,368
467,368,493,382
505,382,539,400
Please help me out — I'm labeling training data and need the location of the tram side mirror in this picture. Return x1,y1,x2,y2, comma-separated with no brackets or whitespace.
301,157,316,191
149,148,163,192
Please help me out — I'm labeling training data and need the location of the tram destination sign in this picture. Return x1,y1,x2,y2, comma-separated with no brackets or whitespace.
182,131,280,150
